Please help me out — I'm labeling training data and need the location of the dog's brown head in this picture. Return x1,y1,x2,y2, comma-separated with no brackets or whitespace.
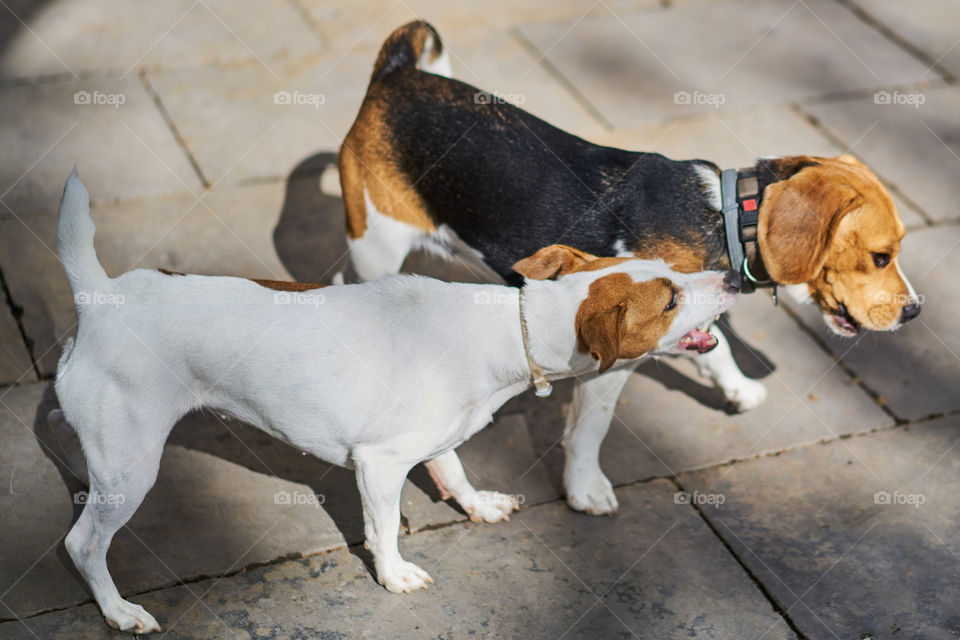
513,245,737,372
758,154,920,337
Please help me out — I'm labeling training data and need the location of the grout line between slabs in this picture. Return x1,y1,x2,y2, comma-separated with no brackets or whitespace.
0,265,41,381
508,25,615,131
671,475,809,639
138,69,211,190
834,0,955,83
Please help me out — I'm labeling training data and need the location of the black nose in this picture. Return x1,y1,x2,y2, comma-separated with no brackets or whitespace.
723,270,741,294
901,302,921,323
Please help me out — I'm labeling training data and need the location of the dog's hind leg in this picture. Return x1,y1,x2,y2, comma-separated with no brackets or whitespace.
344,201,424,283
425,450,517,523
63,405,173,634
694,325,767,411
354,447,432,594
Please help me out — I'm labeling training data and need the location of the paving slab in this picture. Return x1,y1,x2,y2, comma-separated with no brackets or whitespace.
0,0,321,80
845,0,960,79
517,0,931,125
681,415,960,639
0,286,33,385
295,0,642,50
145,50,372,186
0,76,201,215
805,83,960,222
1,480,795,639
529,290,893,488
590,103,926,226
0,179,305,374
783,224,960,422
0,382,343,619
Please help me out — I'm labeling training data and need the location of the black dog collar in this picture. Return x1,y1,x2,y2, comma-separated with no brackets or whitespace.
720,168,777,301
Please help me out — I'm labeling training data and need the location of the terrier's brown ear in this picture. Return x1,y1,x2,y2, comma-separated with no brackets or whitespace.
759,166,862,284
576,303,624,373
512,244,599,280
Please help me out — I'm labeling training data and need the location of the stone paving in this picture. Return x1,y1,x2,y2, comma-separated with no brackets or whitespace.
0,1,958,638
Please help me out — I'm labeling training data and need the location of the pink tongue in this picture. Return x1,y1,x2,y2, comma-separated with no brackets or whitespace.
679,328,718,353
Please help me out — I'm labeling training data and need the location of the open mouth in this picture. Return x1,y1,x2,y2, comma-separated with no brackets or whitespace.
828,302,861,337
679,325,718,354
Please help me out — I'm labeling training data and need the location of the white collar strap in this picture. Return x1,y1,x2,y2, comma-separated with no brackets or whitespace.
518,293,552,398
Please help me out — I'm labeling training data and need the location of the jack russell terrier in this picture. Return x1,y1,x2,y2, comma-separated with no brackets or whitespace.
51,171,738,633
335,20,922,516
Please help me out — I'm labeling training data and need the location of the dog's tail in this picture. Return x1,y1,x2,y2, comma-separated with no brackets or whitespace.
369,20,450,83
57,169,112,305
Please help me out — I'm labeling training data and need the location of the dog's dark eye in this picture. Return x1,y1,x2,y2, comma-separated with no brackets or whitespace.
664,288,678,312
872,252,891,268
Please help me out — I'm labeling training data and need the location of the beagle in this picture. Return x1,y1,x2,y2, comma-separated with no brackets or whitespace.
336,20,922,515
51,171,738,633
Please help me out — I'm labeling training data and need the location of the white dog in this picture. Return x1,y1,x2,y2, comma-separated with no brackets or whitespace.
51,171,738,633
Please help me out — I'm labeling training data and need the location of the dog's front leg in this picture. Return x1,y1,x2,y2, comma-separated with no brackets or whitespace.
354,449,433,593
694,325,767,411
425,450,517,523
563,366,636,515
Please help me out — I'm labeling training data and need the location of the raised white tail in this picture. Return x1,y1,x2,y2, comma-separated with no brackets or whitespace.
57,169,111,306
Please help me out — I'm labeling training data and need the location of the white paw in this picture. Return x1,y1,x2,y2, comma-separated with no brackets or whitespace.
377,559,433,594
566,471,619,515
103,599,161,634
724,377,768,412
463,491,518,523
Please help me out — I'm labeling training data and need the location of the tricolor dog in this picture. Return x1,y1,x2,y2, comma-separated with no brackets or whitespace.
51,171,738,633
337,20,922,515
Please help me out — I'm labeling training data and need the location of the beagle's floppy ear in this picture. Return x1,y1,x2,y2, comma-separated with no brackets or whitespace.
512,244,598,280
759,165,863,284
576,303,624,374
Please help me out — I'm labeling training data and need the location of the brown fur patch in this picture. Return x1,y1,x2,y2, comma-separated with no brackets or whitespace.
575,273,678,373
512,244,633,280
157,268,324,293
758,154,911,330
339,83,438,240
631,238,707,273
249,279,326,292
